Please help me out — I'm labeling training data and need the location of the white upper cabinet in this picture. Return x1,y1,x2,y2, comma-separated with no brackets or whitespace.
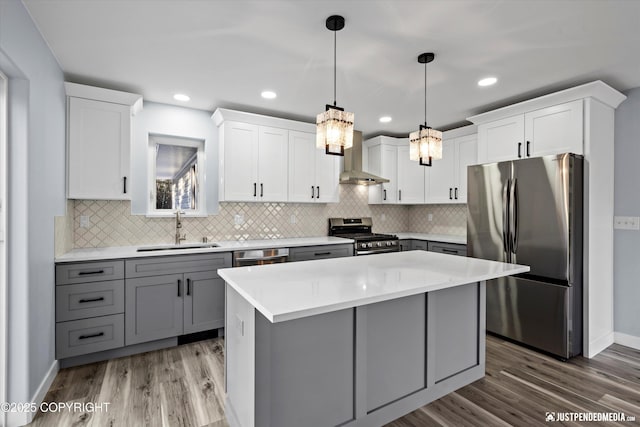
524,100,583,157
214,108,336,203
65,83,142,200
219,121,288,202
288,131,340,203
257,126,289,202
220,121,260,201
396,146,425,204
476,99,583,164
366,137,424,205
425,133,477,204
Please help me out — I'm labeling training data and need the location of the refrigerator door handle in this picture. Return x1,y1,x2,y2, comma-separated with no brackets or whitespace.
502,179,511,261
510,178,519,254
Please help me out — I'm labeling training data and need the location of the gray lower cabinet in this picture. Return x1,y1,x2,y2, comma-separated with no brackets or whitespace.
428,241,467,256
55,260,125,359
398,240,412,252
411,240,428,251
125,253,231,345
287,244,353,262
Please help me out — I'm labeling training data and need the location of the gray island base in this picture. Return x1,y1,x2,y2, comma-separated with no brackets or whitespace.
219,251,529,427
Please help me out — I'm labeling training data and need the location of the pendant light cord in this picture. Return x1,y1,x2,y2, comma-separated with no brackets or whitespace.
333,29,337,107
424,61,428,127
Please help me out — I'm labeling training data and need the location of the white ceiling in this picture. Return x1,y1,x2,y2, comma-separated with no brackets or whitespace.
23,0,640,138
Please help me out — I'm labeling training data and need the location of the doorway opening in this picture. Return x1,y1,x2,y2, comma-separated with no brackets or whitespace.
0,70,7,427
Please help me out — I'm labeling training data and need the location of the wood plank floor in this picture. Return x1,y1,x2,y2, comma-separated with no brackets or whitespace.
29,335,640,426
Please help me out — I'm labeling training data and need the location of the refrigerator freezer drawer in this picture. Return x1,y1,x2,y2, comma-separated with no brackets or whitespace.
486,276,579,359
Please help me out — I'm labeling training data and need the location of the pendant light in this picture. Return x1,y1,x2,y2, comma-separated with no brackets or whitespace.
409,52,442,166
316,15,354,156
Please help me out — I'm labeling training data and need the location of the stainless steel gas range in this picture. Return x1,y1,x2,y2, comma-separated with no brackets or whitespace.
329,217,399,255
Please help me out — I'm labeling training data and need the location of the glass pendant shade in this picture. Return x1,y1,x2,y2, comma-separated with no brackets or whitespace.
316,107,355,155
409,126,442,164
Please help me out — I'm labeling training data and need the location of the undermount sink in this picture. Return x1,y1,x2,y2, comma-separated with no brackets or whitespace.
136,243,219,252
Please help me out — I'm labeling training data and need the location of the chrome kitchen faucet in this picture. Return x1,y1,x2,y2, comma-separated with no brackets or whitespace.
175,210,186,245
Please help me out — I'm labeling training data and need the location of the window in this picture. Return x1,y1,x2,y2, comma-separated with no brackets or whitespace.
148,134,205,216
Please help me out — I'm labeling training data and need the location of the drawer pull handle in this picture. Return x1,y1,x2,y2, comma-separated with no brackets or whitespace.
454,188,459,199
316,186,320,199
441,248,458,254
311,186,315,199
526,140,531,157
178,279,182,297
123,176,127,194
518,142,522,158
78,270,105,276
314,252,331,256
78,332,104,340
260,183,264,197
449,188,453,200
186,278,191,296
253,183,257,197
78,297,105,303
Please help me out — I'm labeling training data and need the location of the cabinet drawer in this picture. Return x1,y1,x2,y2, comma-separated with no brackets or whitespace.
125,252,232,278
56,280,124,322
56,314,124,359
411,240,428,251
288,244,353,262
428,242,467,257
56,260,124,285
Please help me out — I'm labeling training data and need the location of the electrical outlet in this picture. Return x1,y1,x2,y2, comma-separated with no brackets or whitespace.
80,215,90,228
614,216,640,230
427,213,433,222
290,215,297,224
234,214,244,225
381,213,386,221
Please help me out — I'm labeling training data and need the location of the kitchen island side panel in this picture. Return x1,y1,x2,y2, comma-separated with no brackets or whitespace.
255,308,355,427
228,282,485,427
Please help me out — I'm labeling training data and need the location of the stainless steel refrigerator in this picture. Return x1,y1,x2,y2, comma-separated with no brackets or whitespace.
467,153,583,359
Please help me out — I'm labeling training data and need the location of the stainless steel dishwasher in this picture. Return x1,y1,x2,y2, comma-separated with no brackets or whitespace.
232,248,289,267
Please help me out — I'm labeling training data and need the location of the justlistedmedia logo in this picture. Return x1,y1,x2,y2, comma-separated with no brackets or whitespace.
545,411,636,422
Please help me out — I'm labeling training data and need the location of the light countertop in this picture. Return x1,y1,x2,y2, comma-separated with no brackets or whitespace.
55,236,354,263
219,250,528,323
394,233,467,244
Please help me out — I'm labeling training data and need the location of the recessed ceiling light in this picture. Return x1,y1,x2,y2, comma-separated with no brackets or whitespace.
379,116,392,123
173,93,190,102
478,77,498,87
261,90,277,99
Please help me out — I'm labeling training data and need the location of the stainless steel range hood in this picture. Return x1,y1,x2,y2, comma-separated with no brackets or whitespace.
339,130,389,185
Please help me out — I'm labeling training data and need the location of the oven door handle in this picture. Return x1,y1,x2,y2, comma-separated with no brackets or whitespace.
357,248,398,255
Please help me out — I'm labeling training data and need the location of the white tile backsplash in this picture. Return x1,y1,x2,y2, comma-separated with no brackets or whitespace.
68,186,467,249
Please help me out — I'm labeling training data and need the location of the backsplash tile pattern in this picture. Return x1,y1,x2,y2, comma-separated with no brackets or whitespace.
408,204,467,236
72,185,412,248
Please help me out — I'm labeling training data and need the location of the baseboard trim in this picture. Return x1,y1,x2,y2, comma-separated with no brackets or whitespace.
587,331,615,358
614,332,640,351
13,360,60,426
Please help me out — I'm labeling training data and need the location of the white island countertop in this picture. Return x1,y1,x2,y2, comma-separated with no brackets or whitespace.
55,236,353,263
218,250,529,323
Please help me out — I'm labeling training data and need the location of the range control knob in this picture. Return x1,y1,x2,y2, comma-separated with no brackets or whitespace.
360,243,368,249
367,242,374,248
376,242,383,247
385,241,393,247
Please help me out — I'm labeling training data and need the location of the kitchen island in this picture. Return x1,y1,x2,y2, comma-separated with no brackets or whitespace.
218,251,529,427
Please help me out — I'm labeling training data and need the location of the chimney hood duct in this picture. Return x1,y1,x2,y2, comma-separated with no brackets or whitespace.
339,131,389,185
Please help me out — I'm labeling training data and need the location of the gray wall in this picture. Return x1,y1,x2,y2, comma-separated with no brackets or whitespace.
614,87,640,339
0,0,66,420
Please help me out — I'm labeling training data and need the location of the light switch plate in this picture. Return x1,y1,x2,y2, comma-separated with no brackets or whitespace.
234,214,244,225
614,216,640,230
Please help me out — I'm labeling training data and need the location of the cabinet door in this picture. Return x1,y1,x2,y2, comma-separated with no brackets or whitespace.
125,274,183,345
525,100,583,157
477,115,524,163
258,126,288,202
68,97,131,200
425,140,456,203
184,271,225,334
315,145,340,203
221,121,259,201
397,146,425,204
380,145,397,204
288,131,316,202
454,134,478,204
